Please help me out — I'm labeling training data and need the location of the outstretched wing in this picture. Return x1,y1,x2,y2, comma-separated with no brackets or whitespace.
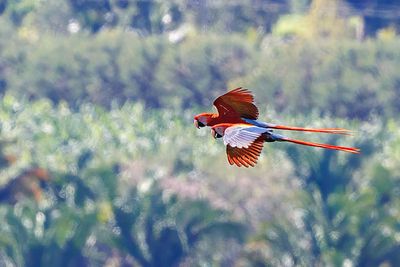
226,137,264,167
223,124,268,148
223,124,268,167
213,88,259,120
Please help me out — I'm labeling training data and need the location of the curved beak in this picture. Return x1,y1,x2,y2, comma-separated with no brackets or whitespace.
211,128,216,139
194,119,200,129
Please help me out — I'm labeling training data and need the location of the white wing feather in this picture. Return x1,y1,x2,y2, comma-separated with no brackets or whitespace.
223,125,269,148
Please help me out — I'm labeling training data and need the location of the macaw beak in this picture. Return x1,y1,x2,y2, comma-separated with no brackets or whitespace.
211,128,216,139
194,119,200,129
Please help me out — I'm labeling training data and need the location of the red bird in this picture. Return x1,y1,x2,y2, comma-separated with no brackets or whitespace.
211,123,360,167
194,88,350,134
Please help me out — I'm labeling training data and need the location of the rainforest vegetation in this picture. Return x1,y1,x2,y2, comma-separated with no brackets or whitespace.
0,0,399,266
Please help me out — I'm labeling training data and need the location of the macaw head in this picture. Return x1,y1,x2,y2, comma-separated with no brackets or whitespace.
193,113,214,128
210,123,232,139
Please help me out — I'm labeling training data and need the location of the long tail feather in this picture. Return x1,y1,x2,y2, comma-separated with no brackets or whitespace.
281,137,360,154
242,119,351,135
268,132,360,154
270,125,351,135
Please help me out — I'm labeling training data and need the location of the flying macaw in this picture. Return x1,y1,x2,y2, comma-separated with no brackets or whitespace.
210,123,360,167
194,87,350,134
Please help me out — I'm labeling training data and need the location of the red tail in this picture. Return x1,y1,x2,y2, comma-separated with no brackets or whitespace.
281,137,360,154
271,125,351,135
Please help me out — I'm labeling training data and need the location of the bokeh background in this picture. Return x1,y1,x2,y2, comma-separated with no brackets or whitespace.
0,0,399,266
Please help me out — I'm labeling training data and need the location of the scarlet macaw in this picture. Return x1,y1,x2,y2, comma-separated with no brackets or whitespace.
210,123,360,167
194,88,350,134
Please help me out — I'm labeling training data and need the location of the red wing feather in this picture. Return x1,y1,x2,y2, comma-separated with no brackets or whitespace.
226,137,264,167
213,88,259,120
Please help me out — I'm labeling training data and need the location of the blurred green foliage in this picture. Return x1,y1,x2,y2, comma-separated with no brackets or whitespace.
1,26,400,119
247,127,400,266
0,0,400,266
0,96,248,266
